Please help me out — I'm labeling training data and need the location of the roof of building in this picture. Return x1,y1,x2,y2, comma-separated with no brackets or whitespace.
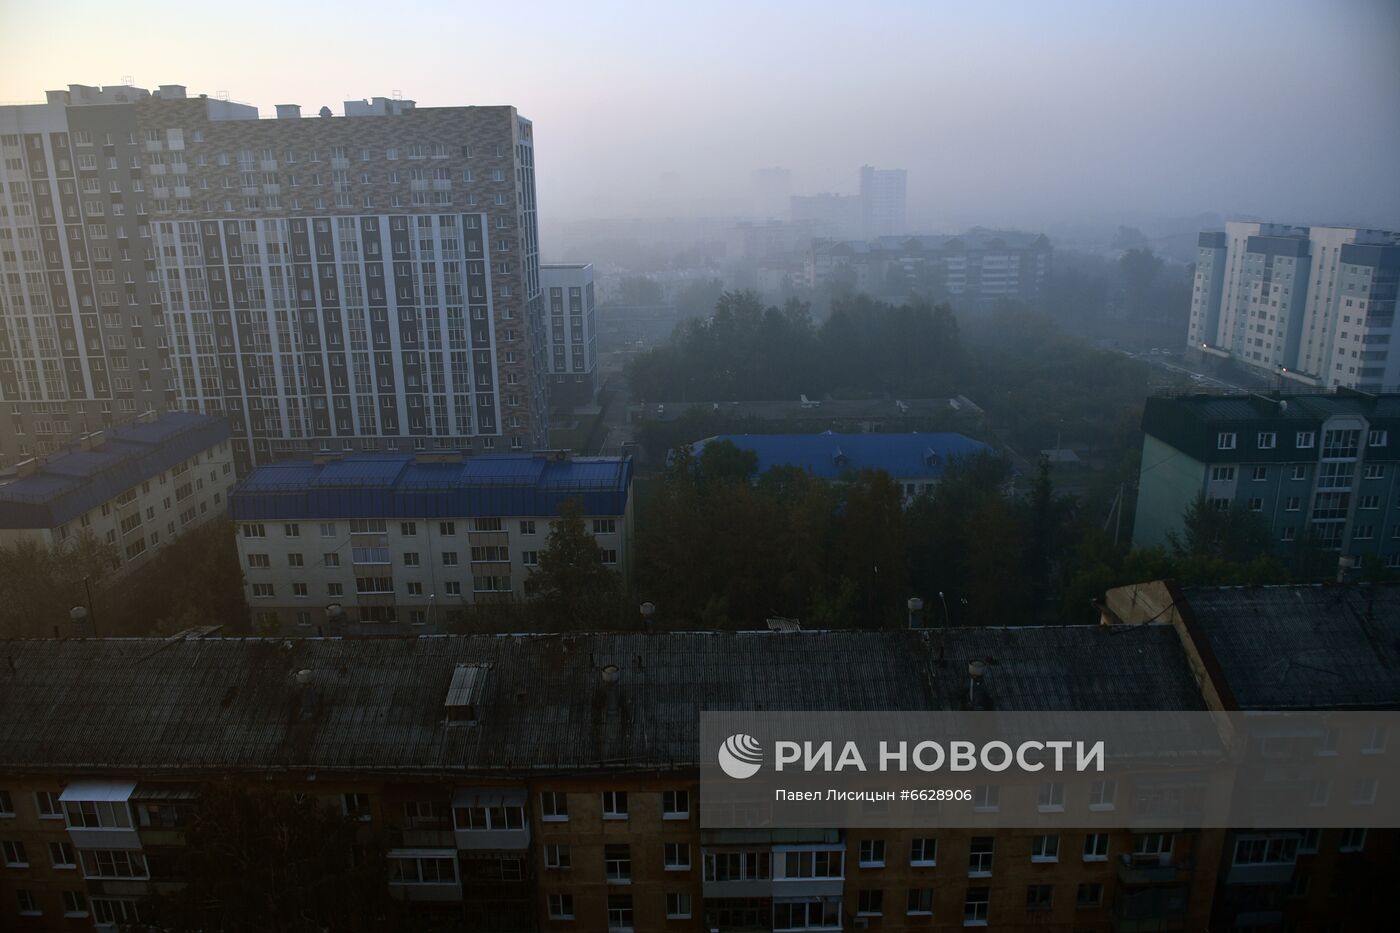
229,454,632,521
0,413,230,530
0,625,1203,776
693,432,989,480
1142,392,1400,462
1177,584,1400,710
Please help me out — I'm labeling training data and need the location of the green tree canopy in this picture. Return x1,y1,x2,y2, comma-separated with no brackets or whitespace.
525,497,625,630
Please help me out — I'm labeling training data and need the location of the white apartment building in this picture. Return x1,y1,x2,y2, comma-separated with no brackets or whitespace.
228,451,632,629
0,411,233,575
540,264,598,407
1188,221,1400,390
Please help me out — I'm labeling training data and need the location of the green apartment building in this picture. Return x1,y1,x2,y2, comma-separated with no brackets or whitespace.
1134,391,1400,567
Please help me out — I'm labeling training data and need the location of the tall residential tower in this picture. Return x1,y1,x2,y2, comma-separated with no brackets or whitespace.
0,84,549,472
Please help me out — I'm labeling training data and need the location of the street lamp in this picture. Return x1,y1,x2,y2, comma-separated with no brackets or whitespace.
907,597,924,630
640,602,656,626
69,577,98,637
937,591,951,628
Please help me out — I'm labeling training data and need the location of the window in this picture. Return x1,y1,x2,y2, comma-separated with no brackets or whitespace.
1360,495,1381,510
1218,432,1237,450
251,583,275,598
1232,836,1300,866
64,798,131,828
968,837,993,876
93,898,143,924
1339,828,1366,852
1038,782,1065,811
907,887,933,916
441,551,459,566
49,841,75,868
62,890,88,917
607,894,633,931
1285,496,1301,511
80,849,148,879
1210,465,1236,482
605,844,631,882
663,790,689,819
1083,833,1109,861
519,520,536,534
439,521,456,536
1363,724,1387,754
593,518,617,534
284,523,300,537
1369,430,1388,447
544,844,570,869
664,842,690,870
858,838,886,866
666,892,692,920
247,553,270,568
473,517,502,532
324,552,341,567
34,791,61,819
1247,497,1263,511
15,889,38,916
341,793,371,821
1296,431,1315,449
602,791,628,819
1076,882,1104,908
1291,465,1307,480
548,893,574,919
910,837,937,865
1026,883,1054,911
705,850,771,882
320,522,337,537
1249,466,1268,482
857,889,884,916
388,854,458,885
288,553,304,567
1366,464,1387,479
3,839,28,866
453,804,525,831
540,791,568,821
963,885,990,925
1031,834,1059,862
242,523,266,537
1258,431,1277,449
0,791,11,816
972,784,999,811
1132,833,1173,859
599,548,618,564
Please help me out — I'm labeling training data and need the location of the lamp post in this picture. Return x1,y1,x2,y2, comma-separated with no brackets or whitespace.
937,591,951,628
907,596,924,630
640,602,656,627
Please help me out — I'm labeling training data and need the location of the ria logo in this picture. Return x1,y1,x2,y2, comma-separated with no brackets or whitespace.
718,733,764,779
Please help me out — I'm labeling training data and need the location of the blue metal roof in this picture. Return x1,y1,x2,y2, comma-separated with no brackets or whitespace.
0,413,231,530
693,431,990,480
229,454,633,521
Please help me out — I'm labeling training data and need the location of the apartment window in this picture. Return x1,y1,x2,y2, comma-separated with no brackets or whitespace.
1210,465,1236,482
439,521,456,536
62,890,88,917
964,886,990,925
605,844,631,882
1257,431,1277,449
1037,782,1065,811
544,844,570,869
388,853,457,885
251,583,274,598
1355,524,1375,540
64,798,131,829
288,553,304,567
856,889,884,916
521,550,539,566
1251,465,1268,481
1217,432,1237,450
1083,832,1109,861
607,894,633,931
1248,497,1263,511
1076,882,1104,908
242,523,265,537
93,898,143,924
662,790,689,819
445,581,461,596
548,893,574,919
851,838,884,867
441,551,459,566
80,849,148,879
968,837,993,876
1369,430,1388,447
1291,465,1307,480
599,548,618,565
320,522,336,537
1026,883,1054,911
1339,828,1366,852
1366,464,1387,479
1296,431,1315,449
247,553,270,568
972,783,999,811
1132,833,1173,858
910,837,937,866
602,791,628,819
1029,833,1060,863
34,791,61,819
1360,495,1381,510
1362,725,1387,754
15,889,38,916
907,887,934,916
664,842,691,870
666,892,692,920
1285,496,1301,511
519,519,536,534
593,518,617,534
341,793,371,821
3,840,28,866
324,552,341,567
540,791,568,821
0,791,12,816
783,850,843,878
453,804,525,830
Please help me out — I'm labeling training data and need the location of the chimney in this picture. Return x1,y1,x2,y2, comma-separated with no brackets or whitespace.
967,660,990,710
275,104,301,120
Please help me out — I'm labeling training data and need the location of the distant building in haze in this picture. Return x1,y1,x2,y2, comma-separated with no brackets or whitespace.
540,264,598,407
1188,221,1400,391
859,164,906,238
750,166,792,220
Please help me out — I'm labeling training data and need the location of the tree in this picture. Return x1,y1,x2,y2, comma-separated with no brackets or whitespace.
0,532,117,638
1170,492,1272,565
143,784,398,932
525,498,624,629
617,275,664,306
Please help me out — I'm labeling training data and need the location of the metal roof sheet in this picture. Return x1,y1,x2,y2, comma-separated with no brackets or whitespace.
694,432,989,481
0,626,1204,778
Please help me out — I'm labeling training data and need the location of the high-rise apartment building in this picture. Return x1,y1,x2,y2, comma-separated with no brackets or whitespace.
1187,221,1400,391
540,263,597,407
0,84,549,473
859,164,906,238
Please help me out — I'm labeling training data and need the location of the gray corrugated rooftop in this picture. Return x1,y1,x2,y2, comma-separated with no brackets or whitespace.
1179,584,1400,710
0,626,1202,777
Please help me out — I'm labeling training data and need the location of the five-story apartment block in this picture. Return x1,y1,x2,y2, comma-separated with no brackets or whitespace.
1,83,549,473
1188,221,1400,391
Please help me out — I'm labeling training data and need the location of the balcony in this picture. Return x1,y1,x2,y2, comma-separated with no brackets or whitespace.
1110,882,1190,932
1117,854,1190,886
452,788,530,851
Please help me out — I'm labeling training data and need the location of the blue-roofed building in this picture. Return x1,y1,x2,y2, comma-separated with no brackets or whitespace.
692,431,991,502
0,412,234,577
228,452,633,629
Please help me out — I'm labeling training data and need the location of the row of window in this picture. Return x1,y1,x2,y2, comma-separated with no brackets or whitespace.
1210,463,1389,482
1217,428,1384,452
243,518,617,538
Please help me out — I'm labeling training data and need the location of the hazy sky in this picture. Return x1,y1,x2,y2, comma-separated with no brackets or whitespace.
2,0,1397,231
